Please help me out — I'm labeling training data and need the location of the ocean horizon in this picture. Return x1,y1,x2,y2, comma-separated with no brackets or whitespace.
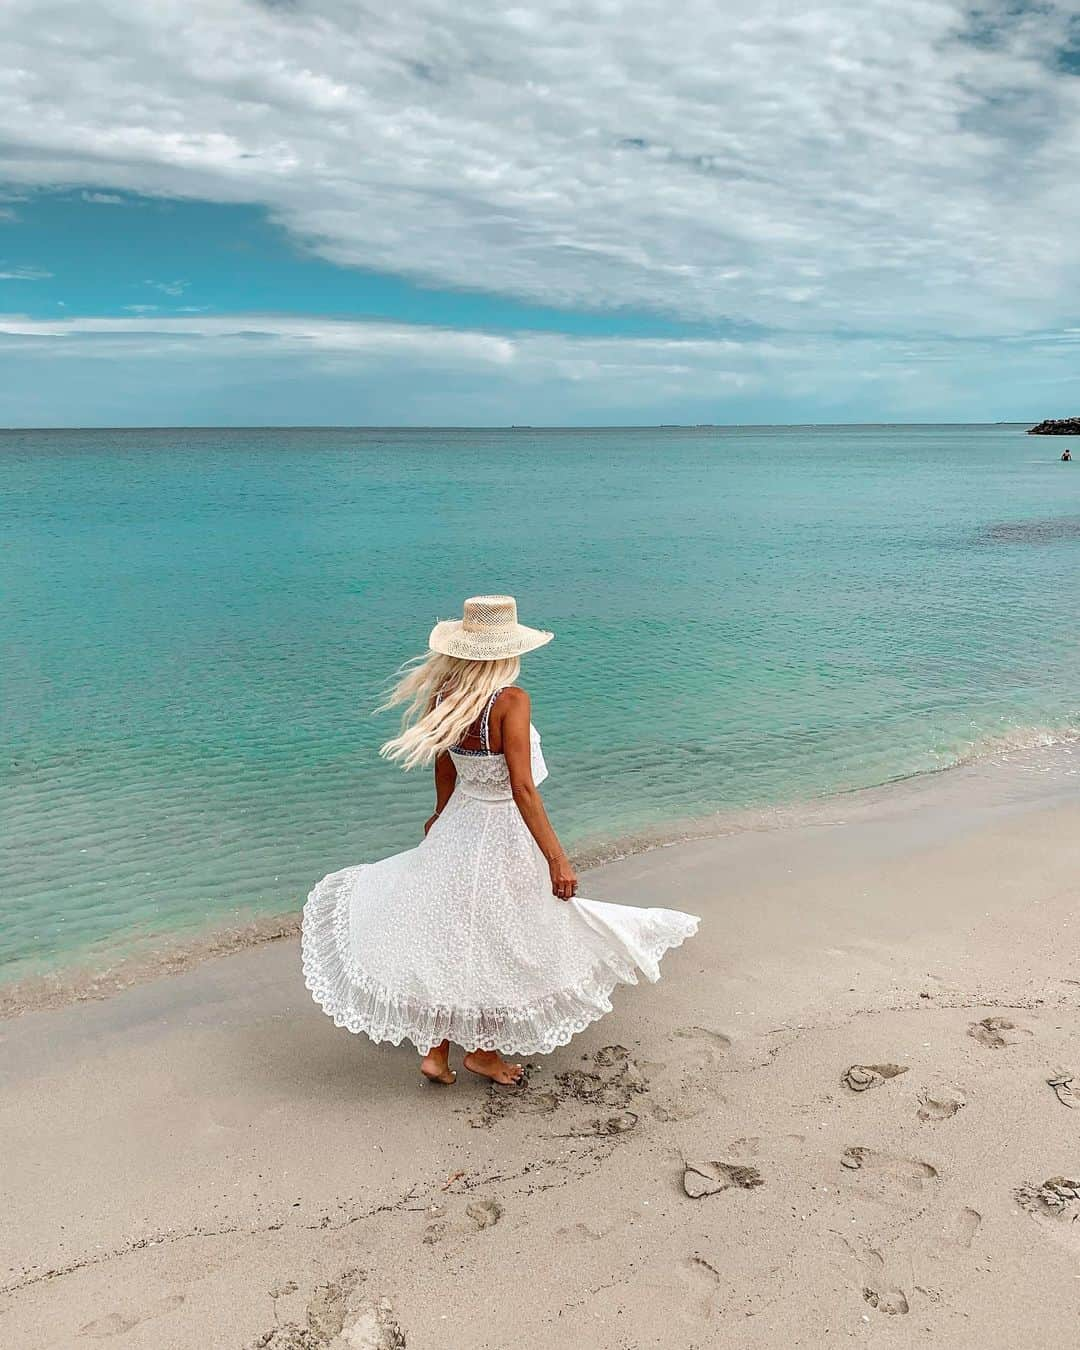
0,420,1041,431
5,421,1080,991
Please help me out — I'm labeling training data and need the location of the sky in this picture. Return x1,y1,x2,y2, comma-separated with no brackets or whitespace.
1,0,1080,426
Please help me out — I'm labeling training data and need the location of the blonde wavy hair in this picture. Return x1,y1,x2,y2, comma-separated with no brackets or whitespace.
378,652,521,769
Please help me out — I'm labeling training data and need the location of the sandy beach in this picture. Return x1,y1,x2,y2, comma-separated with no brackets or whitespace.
4,744,1080,1349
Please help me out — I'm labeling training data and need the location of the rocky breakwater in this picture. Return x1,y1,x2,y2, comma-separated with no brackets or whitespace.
1028,417,1080,434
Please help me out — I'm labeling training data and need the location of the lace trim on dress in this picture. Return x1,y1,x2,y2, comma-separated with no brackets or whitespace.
301,867,700,1055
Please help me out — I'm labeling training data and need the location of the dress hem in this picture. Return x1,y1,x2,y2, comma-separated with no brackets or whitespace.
300,868,700,1056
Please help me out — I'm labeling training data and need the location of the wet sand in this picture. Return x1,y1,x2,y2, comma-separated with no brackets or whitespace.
3,745,1080,1348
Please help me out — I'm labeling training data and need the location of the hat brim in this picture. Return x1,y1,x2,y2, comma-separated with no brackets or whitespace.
428,620,554,661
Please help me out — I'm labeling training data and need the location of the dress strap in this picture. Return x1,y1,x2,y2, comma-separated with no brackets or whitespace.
480,687,506,752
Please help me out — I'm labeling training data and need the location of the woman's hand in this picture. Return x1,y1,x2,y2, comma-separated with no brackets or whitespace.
423,813,440,837
549,853,578,901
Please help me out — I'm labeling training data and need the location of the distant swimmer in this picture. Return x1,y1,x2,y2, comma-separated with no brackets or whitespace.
1063,449,1073,461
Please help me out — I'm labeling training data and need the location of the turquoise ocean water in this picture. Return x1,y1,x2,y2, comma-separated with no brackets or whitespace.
4,424,1080,988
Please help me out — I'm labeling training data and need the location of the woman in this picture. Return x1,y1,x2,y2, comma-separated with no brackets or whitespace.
302,595,699,1086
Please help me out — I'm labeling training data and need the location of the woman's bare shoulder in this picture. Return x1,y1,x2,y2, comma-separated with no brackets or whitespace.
499,685,531,715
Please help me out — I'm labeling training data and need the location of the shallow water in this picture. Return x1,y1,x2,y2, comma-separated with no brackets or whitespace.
4,423,1080,984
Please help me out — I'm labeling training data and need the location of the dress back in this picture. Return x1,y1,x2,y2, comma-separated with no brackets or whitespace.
448,686,547,799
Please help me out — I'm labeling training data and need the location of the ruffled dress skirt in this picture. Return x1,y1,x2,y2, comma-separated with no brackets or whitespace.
302,737,700,1056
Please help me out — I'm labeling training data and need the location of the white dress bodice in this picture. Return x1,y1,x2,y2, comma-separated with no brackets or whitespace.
448,725,548,801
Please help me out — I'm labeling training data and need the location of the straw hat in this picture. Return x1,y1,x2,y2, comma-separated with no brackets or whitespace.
429,595,554,661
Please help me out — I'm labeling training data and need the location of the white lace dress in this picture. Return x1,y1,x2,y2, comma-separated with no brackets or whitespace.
301,692,700,1055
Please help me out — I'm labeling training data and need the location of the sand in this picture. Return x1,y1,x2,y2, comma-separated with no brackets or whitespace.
4,744,1080,1349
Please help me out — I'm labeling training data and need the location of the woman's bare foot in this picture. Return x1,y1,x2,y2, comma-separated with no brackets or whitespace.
420,1040,456,1085
463,1049,524,1085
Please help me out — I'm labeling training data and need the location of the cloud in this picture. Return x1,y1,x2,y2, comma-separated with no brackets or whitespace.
0,265,52,279
0,314,521,362
145,278,189,296
81,190,127,204
0,1,1078,344
0,311,1074,427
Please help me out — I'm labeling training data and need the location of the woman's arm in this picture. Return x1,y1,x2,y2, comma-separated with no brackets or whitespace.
424,751,457,836
499,687,578,900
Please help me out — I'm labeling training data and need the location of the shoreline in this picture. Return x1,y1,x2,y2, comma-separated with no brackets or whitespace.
5,726,1080,1021
5,724,1080,1345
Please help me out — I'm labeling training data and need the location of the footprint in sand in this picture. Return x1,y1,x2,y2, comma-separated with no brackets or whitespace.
1047,1072,1078,1108
720,1134,805,1160
671,1253,726,1329
917,1085,966,1121
423,1198,503,1243
562,1048,648,1107
79,1295,185,1338
593,1044,632,1067
967,1016,1031,1049
683,1253,723,1300
834,1237,909,1317
251,1269,404,1350
554,1219,617,1242
1015,1177,1080,1241
649,1093,705,1123
863,1283,910,1316
673,1026,732,1050
563,1110,640,1137
950,1207,983,1249
724,1135,764,1157
305,1269,365,1342
840,1147,938,1191
79,1313,143,1339
842,1063,908,1093
672,1026,733,1072
465,1197,503,1230
466,1045,645,1128
682,1159,765,1198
